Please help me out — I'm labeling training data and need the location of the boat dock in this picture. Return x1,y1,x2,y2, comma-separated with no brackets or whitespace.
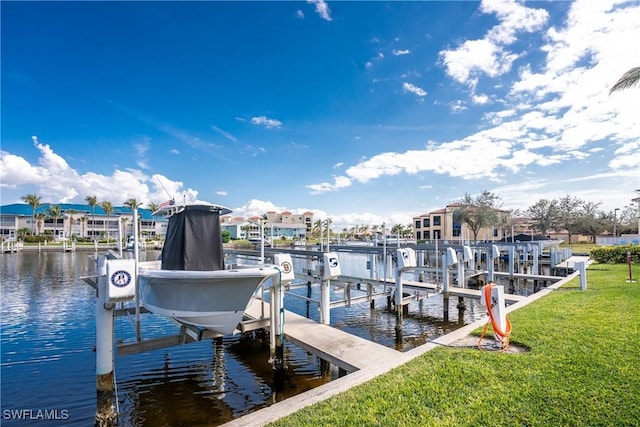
88,240,589,425
338,275,529,304
244,299,400,373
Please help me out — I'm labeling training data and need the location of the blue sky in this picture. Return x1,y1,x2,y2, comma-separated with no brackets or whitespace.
2,0,639,228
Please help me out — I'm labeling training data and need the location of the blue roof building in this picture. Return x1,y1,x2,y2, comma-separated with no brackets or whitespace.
0,203,166,241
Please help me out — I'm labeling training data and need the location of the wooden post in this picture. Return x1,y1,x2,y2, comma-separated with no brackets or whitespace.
368,284,375,309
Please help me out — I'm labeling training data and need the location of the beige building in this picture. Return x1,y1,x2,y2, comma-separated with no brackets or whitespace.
221,210,314,241
413,204,511,243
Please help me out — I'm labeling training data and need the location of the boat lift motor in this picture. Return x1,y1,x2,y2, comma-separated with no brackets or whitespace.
322,252,341,280
273,253,296,284
106,258,137,303
396,247,417,270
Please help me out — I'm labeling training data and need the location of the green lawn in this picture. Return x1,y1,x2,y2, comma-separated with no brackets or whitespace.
270,264,640,426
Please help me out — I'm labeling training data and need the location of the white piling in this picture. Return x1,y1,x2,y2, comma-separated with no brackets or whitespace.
269,276,285,369
457,257,465,288
95,255,117,426
577,261,587,290
395,270,403,311
441,254,449,293
133,207,141,342
320,279,331,324
96,256,114,390
508,246,515,276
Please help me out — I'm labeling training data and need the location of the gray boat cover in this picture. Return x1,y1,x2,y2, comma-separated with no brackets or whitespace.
161,208,225,271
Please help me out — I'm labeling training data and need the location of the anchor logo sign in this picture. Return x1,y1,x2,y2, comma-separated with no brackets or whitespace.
329,257,339,267
111,270,132,288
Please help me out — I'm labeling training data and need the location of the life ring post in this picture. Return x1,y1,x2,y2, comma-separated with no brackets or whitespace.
480,283,511,350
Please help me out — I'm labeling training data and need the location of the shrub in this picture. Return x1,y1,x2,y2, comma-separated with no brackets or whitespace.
22,235,51,244
590,245,640,263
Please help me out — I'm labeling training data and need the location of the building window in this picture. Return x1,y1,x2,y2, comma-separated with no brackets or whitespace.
453,222,461,237
433,216,441,226
493,228,499,237
423,218,430,227
415,220,421,229
416,231,422,240
424,231,430,240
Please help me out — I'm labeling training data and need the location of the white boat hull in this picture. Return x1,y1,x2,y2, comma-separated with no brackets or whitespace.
138,261,279,336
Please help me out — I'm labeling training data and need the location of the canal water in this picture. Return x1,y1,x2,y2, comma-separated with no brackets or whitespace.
1,249,517,426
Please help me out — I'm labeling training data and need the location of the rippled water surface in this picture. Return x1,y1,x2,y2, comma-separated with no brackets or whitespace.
1,249,504,425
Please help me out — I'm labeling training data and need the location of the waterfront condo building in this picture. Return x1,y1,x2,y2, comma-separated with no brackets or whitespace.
413,204,511,243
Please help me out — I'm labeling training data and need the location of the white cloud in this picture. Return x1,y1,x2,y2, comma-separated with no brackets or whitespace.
216,190,228,197
402,82,427,97
251,116,283,128
308,0,640,202
472,93,489,104
449,100,467,113
295,10,304,19
306,175,352,194
392,49,410,56
440,38,518,84
212,125,238,143
0,151,44,188
307,0,332,22
439,0,549,85
0,140,199,206
134,137,150,170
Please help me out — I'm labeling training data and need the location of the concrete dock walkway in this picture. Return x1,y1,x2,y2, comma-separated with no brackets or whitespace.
244,299,401,373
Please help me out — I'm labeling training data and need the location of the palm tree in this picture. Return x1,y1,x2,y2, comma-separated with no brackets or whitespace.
123,198,143,239
80,217,86,238
610,67,640,94
21,193,41,235
312,219,323,237
147,202,159,212
46,205,62,241
391,224,403,237
85,195,98,239
121,217,129,245
66,209,76,240
101,201,114,244
36,212,46,235
123,198,142,210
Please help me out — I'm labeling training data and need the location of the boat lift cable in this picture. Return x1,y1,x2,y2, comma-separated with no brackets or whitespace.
478,283,512,352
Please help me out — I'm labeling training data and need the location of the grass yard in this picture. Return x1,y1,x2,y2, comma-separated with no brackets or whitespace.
270,263,640,426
